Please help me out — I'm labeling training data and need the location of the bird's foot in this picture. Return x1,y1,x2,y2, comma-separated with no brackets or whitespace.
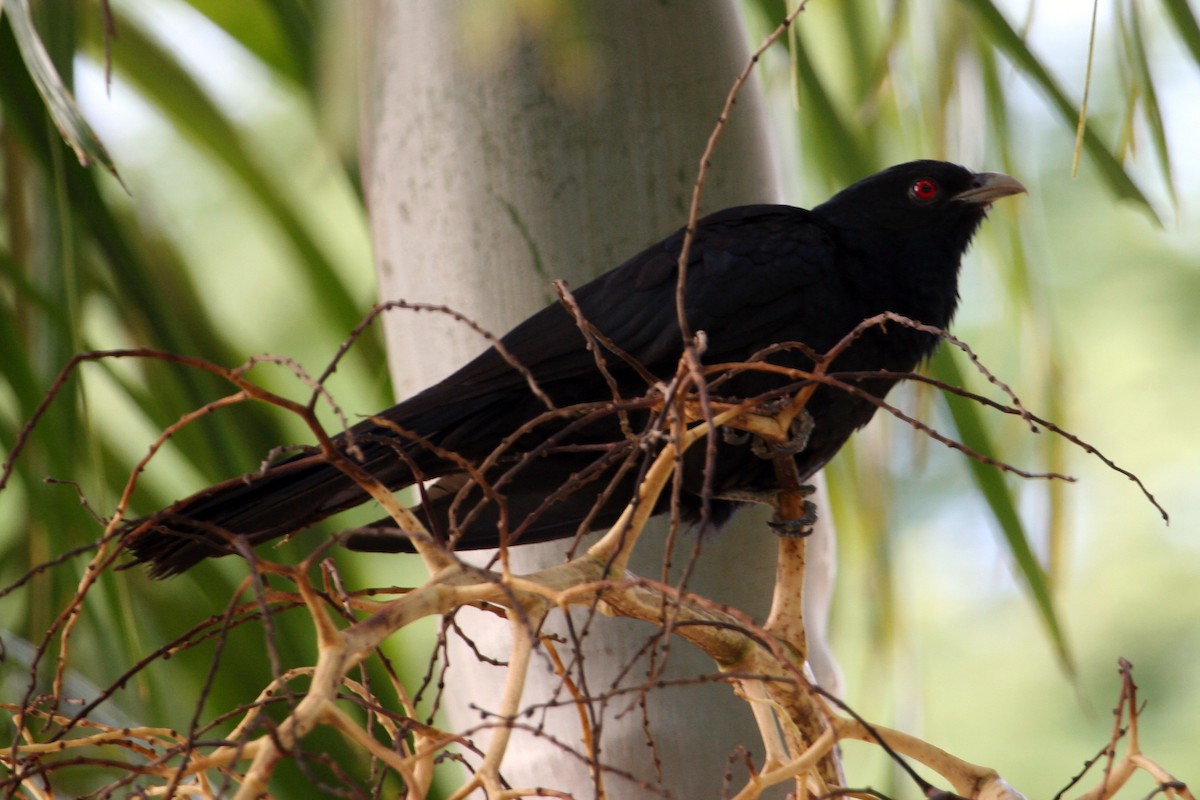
714,483,818,537
768,482,818,537
751,409,815,458
767,501,818,537
721,427,751,446
721,407,815,456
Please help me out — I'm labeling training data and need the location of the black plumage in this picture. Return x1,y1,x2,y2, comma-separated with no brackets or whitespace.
125,161,1024,577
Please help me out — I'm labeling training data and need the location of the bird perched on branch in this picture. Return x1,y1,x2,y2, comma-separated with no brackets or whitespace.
124,161,1024,577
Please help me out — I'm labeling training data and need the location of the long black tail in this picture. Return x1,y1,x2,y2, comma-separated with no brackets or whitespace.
122,384,518,577
122,437,420,577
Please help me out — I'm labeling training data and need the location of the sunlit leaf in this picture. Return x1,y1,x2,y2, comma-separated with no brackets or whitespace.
2,0,121,180
81,7,384,372
788,24,873,182
0,20,290,476
960,0,1160,224
1071,0,1101,176
188,0,313,85
1161,0,1200,69
1125,0,1177,203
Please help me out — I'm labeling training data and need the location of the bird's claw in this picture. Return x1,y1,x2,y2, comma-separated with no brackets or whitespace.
767,511,816,537
751,409,816,458
767,485,818,536
722,427,751,446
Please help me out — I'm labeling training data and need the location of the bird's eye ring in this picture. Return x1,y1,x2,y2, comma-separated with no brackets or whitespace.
908,178,939,204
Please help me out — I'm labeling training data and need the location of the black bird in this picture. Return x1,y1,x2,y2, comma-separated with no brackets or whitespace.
125,161,1024,577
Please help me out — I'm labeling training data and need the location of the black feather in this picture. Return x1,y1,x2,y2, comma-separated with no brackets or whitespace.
124,161,1023,577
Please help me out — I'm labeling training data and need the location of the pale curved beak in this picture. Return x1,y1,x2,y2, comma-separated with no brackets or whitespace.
954,172,1028,205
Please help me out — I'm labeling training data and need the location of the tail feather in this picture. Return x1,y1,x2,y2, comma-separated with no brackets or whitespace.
123,441,418,577
121,374,633,576
123,391,509,577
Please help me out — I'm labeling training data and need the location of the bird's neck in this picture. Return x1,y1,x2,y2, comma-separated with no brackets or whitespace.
840,230,970,332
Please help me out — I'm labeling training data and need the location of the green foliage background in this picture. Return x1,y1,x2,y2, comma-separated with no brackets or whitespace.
1,0,1197,796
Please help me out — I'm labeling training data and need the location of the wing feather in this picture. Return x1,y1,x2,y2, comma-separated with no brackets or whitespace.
388,204,835,427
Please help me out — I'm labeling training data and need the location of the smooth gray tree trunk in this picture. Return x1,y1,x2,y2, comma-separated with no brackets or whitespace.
359,3,837,795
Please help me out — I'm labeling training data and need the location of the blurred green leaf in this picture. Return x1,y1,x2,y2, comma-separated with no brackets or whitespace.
2,0,120,180
975,27,1014,164
788,24,873,182
1161,0,1200,69
931,347,1074,674
82,7,383,372
1123,0,1177,204
0,15,288,476
960,0,1160,224
188,0,315,86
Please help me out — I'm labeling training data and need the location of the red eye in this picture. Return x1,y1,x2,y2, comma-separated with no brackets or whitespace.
909,178,939,203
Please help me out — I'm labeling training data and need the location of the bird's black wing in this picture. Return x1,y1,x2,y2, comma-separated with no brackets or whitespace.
358,205,841,550
126,204,837,575
387,204,836,425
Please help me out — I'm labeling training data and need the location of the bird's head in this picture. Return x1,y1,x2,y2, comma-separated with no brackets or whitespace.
812,160,1026,332
814,160,1026,260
